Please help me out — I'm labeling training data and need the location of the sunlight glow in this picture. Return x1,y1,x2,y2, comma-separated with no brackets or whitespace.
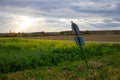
14,16,34,32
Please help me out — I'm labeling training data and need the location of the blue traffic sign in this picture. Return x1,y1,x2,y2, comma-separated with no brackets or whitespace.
71,21,80,34
74,37,85,46
71,21,88,68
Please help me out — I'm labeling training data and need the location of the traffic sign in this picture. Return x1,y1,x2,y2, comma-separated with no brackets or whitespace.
75,37,85,46
71,21,89,69
71,23,80,34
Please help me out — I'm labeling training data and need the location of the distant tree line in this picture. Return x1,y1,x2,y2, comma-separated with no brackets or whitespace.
60,30,120,35
0,30,119,37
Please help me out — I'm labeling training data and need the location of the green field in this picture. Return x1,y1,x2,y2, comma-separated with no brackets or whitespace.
0,38,120,80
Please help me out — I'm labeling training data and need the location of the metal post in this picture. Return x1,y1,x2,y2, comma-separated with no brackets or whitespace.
76,34,89,69
79,46,89,69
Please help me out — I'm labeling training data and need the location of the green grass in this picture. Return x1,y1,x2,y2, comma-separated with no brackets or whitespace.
0,38,120,80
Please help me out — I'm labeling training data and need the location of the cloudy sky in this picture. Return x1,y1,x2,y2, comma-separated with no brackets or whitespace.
0,0,120,33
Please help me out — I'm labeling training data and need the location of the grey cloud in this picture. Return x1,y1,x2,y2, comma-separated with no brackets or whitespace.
90,23,120,30
103,18,120,23
0,16,13,23
45,19,64,24
0,0,120,32
1,0,118,18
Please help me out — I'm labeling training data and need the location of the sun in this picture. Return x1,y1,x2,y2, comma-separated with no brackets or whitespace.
19,16,33,29
14,16,34,32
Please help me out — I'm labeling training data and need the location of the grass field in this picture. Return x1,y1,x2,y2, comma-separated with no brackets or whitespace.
0,38,120,80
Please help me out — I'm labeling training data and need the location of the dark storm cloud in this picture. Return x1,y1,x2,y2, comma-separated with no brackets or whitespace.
0,0,120,32
1,0,119,18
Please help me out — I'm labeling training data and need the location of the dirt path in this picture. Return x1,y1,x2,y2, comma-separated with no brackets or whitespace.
22,34,120,42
